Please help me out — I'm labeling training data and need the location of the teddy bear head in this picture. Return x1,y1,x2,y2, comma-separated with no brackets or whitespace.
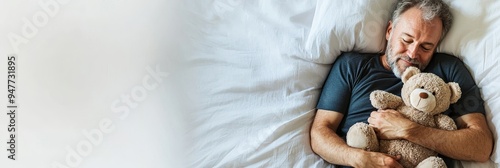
400,67,462,115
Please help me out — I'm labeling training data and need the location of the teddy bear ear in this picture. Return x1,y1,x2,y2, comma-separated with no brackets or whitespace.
401,67,420,83
448,82,462,104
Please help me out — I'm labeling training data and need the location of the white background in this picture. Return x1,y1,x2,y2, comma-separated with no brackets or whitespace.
0,0,184,167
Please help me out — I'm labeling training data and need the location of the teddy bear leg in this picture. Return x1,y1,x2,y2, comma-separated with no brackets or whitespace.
416,156,447,168
346,122,379,151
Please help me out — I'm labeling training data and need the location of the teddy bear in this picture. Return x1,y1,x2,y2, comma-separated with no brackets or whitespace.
346,66,462,168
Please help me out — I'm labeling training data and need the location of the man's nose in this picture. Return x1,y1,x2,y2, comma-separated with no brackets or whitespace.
407,44,418,59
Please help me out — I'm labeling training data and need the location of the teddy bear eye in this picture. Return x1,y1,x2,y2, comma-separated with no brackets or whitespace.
432,92,436,95
420,86,424,89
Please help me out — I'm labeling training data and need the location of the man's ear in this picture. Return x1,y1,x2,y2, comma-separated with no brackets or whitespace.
401,67,420,83
386,21,393,40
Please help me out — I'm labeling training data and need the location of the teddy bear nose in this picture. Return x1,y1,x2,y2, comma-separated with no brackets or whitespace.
419,92,428,99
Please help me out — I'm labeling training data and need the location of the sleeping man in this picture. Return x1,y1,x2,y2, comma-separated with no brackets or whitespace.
310,0,493,167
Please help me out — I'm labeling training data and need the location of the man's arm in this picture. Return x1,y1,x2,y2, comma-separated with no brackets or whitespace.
310,109,403,168
369,110,493,162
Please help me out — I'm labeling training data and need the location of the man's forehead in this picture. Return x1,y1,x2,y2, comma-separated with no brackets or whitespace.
395,8,443,43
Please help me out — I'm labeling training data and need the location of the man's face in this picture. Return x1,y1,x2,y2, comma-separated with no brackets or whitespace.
383,7,443,78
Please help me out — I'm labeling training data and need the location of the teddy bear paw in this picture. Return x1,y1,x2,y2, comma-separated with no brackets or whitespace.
346,122,379,151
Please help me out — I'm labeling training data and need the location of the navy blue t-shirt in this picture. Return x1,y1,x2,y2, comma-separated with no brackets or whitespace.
316,52,485,167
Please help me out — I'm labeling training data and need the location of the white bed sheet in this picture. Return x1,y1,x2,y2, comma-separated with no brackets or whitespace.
183,0,330,167
183,0,500,167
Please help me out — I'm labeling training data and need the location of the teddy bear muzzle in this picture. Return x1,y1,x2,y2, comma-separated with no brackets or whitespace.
409,88,436,113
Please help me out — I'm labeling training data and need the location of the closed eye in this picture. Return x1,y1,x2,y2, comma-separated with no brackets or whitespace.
421,45,431,51
402,38,412,44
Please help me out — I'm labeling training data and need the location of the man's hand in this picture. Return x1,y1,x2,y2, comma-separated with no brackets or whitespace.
367,109,415,139
354,151,403,168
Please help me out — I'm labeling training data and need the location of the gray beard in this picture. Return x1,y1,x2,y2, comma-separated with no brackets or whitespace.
385,45,403,78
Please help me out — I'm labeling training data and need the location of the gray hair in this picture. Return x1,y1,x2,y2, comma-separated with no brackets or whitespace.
391,0,453,41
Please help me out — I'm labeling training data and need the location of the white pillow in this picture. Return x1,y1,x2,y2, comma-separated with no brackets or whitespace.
304,0,397,64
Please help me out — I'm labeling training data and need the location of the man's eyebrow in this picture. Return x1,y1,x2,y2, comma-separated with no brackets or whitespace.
403,33,435,47
403,33,414,38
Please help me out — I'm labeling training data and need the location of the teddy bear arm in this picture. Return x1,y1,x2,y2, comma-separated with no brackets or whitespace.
370,90,403,110
434,114,457,131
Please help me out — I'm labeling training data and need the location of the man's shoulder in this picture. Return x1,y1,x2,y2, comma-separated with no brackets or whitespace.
432,53,462,63
336,52,380,64
426,53,469,81
427,53,465,71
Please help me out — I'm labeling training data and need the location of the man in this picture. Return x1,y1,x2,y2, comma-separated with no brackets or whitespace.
310,0,493,167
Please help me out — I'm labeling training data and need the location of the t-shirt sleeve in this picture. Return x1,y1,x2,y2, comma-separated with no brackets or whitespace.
316,54,354,114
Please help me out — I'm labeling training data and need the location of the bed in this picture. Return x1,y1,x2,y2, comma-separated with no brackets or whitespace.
183,0,500,167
